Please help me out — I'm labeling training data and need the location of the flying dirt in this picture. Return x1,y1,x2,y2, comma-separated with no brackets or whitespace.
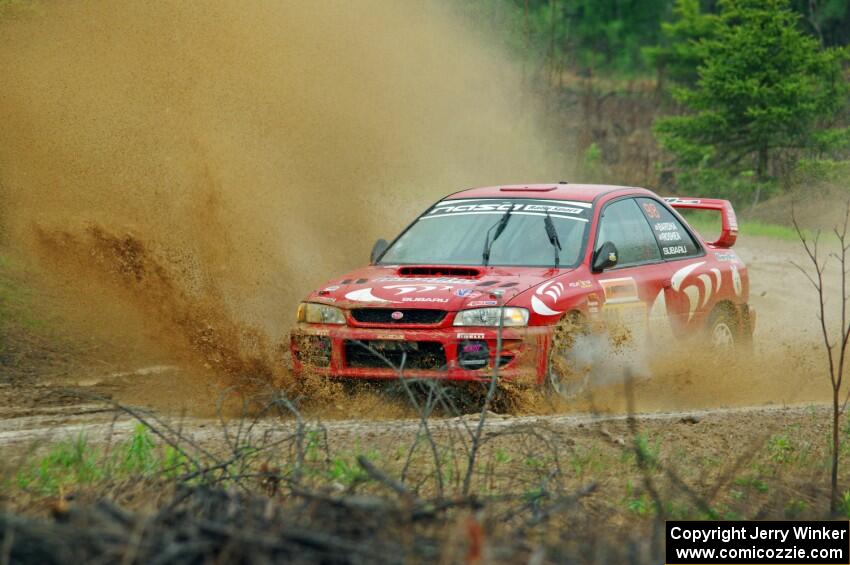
0,1,834,422
0,0,570,392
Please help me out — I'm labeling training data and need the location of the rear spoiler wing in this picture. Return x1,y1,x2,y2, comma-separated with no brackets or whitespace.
663,197,738,248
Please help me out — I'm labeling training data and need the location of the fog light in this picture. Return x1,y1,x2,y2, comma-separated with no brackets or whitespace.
293,335,332,367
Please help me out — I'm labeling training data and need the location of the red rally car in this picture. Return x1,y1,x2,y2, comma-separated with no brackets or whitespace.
290,183,754,397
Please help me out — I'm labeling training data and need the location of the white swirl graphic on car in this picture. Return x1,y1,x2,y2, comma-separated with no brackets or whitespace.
344,288,390,303
531,281,564,316
381,284,452,295
344,283,454,302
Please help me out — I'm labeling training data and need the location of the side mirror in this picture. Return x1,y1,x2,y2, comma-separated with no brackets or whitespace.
592,241,618,272
370,239,389,264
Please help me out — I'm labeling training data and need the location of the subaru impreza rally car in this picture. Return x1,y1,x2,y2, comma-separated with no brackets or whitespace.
290,183,754,397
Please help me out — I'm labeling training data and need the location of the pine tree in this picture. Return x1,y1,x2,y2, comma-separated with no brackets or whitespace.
654,0,848,203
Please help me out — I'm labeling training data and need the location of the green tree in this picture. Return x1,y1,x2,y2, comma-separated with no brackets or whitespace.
644,0,719,87
654,0,849,204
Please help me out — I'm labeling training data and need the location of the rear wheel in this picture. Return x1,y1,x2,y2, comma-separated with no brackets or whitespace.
707,305,740,351
546,311,589,399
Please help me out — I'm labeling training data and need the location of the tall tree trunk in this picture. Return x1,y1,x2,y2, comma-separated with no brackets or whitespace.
752,144,768,209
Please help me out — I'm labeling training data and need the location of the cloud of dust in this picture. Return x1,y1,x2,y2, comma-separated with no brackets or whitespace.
0,1,570,384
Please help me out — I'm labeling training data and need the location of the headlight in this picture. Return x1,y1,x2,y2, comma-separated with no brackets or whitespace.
453,307,529,327
297,302,346,325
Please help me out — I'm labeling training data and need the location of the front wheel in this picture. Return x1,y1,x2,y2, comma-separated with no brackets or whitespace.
546,312,590,399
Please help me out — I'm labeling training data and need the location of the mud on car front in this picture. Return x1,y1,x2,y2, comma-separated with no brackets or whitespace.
290,298,548,383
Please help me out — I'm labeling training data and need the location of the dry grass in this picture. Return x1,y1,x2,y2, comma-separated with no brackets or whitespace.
0,382,846,563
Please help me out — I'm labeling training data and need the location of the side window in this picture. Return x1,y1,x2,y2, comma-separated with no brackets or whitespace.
636,198,701,259
596,198,661,266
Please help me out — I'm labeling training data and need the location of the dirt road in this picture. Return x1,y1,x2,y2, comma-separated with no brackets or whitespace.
0,233,837,448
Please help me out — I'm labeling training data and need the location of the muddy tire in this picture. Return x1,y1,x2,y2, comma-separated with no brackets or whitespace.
707,305,740,352
546,311,589,399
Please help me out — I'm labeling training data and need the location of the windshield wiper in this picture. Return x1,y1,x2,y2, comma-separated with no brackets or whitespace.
482,207,513,266
543,211,562,268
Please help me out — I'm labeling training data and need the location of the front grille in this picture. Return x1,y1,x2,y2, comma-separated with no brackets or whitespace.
350,308,446,325
344,340,447,370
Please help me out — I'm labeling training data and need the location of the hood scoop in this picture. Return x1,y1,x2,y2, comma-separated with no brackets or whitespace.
396,266,482,278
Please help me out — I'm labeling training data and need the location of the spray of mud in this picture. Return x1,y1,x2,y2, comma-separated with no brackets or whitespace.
0,0,569,410
0,1,837,419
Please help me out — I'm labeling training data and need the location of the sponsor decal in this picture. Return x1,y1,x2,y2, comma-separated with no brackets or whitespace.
455,288,474,297
600,277,639,304
312,329,330,336
457,332,485,340
462,342,484,353
531,280,565,316
468,300,498,307
323,285,340,291
383,283,453,294
422,198,592,223
714,251,738,263
376,333,404,340
662,245,688,256
642,201,661,219
657,231,682,242
569,279,593,289
345,288,391,303
390,311,404,320
653,222,678,232
663,197,701,205
402,297,449,303
316,297,336,303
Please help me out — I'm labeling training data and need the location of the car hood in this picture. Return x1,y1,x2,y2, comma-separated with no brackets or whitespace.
306,264,569,311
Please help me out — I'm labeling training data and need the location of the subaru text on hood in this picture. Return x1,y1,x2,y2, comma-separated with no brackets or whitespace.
290,183,754,397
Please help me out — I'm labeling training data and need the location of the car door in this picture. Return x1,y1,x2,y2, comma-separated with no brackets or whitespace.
634,197,708,336
592,197,668,345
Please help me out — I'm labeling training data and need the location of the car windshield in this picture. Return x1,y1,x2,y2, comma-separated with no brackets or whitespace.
379,198,592,267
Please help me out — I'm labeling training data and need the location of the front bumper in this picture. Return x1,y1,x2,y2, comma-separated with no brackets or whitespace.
290,323,550,384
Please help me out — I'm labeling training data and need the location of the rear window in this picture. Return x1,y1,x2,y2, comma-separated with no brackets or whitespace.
636,198,701,259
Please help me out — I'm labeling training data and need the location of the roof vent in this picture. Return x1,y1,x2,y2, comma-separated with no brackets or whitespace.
499,185,558,192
